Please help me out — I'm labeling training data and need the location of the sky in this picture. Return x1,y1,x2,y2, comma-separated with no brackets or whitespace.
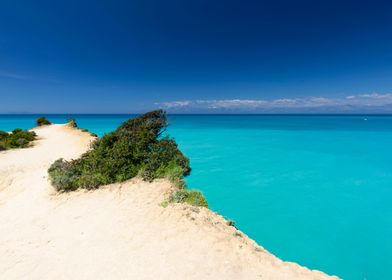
0,0,392,113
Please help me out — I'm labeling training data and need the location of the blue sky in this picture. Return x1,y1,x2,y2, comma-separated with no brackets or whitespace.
0,0,392,113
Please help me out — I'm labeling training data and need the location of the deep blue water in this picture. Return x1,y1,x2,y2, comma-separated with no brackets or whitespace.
1,114,392,280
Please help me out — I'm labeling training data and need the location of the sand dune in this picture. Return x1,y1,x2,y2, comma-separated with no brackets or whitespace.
0,124,338,279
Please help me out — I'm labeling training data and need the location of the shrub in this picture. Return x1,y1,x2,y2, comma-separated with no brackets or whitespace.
0,129,37,150
67,118,98,137
68,118,78,128
79,128,97,137
169,189,208,208
48,110,191,192
36,116,51,126
0,130,8,140
48,159,81,191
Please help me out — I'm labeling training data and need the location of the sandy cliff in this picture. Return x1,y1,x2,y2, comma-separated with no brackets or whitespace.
0,124,338,279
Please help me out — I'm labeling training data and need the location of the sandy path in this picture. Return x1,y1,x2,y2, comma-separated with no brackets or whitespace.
0,125,338,280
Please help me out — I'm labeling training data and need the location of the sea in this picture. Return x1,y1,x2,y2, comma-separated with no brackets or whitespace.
1,114,392,280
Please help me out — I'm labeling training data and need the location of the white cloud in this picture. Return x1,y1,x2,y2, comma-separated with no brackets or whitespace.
197,99,268,109
159,93,392,112
161,100,191,108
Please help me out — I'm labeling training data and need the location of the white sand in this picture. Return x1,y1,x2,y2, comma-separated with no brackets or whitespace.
0,124,338,280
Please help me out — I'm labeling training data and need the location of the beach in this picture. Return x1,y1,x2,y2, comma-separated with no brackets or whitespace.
0,124,337,279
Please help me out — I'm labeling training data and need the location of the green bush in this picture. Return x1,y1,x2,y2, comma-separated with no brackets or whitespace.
78,127,97,137
66,118,98,137
67,118,78,128
36,116,51,126
0,129,37,150
0,130,8,140
48,110,191,191
169,189,208,208
48,159,81,191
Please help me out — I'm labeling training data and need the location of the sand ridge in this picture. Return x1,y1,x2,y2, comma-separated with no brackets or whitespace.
0,124,338,279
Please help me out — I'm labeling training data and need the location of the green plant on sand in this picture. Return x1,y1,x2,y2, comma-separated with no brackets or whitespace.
80,128,98,137
36,116,51,126
168,189,208,208
67,118,98,137
67,118,78,128
0,129,37,151
48,110,207,207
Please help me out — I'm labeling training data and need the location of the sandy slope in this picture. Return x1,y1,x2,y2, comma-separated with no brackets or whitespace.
0,124,338,280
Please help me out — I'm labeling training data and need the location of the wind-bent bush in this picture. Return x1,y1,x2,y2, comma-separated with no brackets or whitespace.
67,118,98,137
67,118,78,128
36,116,51,126
48,110,192,193
0,129,37,150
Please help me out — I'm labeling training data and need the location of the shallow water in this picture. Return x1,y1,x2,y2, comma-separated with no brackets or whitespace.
1,114,392,280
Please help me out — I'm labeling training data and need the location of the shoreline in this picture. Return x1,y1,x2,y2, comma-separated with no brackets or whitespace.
0,124,338,279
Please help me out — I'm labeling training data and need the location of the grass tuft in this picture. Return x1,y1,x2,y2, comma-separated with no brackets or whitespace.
169,189,208,208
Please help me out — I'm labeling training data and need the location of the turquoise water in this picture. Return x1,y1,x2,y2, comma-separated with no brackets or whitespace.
1,114,392,280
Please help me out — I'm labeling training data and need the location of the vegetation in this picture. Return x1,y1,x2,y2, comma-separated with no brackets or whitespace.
168,189,208,208
48,110,204,202
80,128,98,137
0,129,37,151
67,118,78,128
36,116,51,126
67,118,98,137
48,110,207,207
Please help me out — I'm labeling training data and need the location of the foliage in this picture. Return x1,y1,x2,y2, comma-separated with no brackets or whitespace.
66,118,98,137
67,118,78,128
0,129,37,150
168,189,208,208
48,110,191,192
47,159,81,191
80,128,98,137
36,116,51,126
